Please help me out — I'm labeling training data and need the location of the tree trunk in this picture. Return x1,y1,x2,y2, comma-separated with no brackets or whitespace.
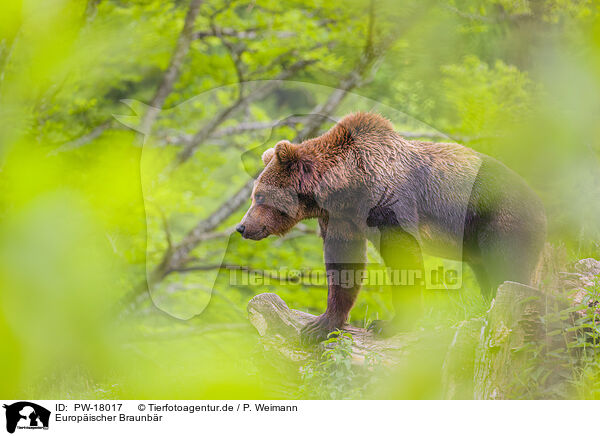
473,282,549,399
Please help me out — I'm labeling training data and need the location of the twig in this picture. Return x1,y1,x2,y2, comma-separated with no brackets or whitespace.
214,22,246,100
173,263,324,287
158,207,174,254
49,119,114,154
194,27,296,40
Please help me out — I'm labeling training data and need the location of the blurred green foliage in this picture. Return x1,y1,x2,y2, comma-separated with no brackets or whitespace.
1,0,599,399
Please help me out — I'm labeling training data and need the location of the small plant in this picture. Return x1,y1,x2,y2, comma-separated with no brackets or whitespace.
299,330,382,399
567,277,600,398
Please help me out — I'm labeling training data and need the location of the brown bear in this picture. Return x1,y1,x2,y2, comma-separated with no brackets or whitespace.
237,112,546,343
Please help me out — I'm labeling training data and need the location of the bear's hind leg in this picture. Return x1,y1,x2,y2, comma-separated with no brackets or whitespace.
476,220,544,296
369,228,425,336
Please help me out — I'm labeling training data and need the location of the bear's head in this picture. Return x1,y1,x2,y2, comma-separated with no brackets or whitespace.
236,140,321,240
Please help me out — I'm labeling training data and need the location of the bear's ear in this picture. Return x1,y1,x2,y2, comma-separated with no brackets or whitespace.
274,140,299,165
275,140,312,181
261,147,275,166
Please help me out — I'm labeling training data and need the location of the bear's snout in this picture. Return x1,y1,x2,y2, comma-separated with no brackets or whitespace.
236,218,268,240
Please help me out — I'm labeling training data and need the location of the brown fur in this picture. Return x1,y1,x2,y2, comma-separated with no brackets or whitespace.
237,112,547,342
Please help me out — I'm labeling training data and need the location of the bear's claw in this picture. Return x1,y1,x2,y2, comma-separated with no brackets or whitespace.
300,314,338,345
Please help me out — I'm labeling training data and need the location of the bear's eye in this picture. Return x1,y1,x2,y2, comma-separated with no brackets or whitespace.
255,194,265,205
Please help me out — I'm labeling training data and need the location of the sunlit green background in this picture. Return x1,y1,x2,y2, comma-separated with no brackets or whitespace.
1,0,599,399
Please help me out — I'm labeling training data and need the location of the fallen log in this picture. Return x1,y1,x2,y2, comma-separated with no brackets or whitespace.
247,292,417,366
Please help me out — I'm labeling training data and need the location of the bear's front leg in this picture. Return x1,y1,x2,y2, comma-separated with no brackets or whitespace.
301,235,366,344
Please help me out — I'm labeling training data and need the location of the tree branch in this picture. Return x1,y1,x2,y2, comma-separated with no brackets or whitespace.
159,116,308,145
139,0,204,134
175,58,317,165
